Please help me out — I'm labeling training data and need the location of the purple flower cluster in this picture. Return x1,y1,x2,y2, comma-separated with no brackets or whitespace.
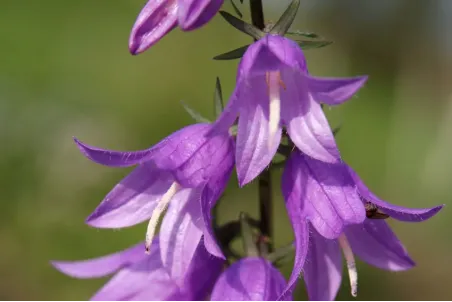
53,1,444,301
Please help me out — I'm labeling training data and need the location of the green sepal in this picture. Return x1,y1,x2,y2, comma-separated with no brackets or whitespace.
219,11,265,40
213,44,249,60
269,0,300,35
297,39,333,50
214,77,224,117
240,212,259,257
230,0,243,18
180,101,211,123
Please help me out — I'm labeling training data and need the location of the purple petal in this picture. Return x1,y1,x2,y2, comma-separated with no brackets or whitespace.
280,162,310,300
173,131,234,188
177,0,223,31
74,137,156,168
348,167,444,222
303,227,342,301
211,257,287,301
235,77,281,186
200,183,229,259
182,240,225,300
159,188,204,281
283,93,340,164
129,0,178,54
91,254,178,300
86,163,174,228
240,35,307,76
345,220,415,271
283,152,365,239
51,241,151,279
307,75,368,105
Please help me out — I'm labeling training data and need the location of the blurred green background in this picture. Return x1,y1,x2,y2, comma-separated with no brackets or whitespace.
1,0,451,300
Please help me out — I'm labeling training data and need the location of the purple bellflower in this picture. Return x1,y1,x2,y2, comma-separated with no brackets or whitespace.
74,123,234,259
129,0,223,54
211,257,291,301
211,34,368,186
52,238,224,300
53,243,290,301
280,150,443,299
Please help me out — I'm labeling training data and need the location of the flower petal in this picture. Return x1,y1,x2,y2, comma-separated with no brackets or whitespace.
129,0,178,54
283,93,340,164
211,257,287,301
173,131,234,188
91,252,178,300
283,152,365,239
74,137,157,167
240,35,307,76
348,167,444,222
307,75,368,105
182,239,224,300
51,241,151,279
345,220,415,271
235,77,281,186
86,163,173,228
303,227,342,301
159,188,204,282
177,0,223,31
200,184,227,259
280,160,310,300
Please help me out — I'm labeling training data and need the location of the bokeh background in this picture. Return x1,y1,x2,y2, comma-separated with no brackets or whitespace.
1,0,451,300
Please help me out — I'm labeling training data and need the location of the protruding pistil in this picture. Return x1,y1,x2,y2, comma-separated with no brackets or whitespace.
145,182,181,254
338,234,358,297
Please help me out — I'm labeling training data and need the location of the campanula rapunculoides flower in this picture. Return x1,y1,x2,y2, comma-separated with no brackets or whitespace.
129,0,223,54
211,34,368,186
75,123,234,259
52,238,224,300
280,150,443,299
210,257,291,301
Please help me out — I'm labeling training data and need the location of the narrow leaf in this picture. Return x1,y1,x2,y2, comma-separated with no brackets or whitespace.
332,125,342,136
287,30,320,39
214,77,224,117
240,212,258,257
213,44,249,60
230,0,242,18
180,101,211,123
297,40,333,50
266,243,295,265
269,0,300,35
219,11,264,40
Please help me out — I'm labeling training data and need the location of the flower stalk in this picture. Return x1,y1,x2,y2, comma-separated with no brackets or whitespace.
249,0,273,252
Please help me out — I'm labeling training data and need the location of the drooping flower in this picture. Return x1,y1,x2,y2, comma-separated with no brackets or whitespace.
211,34,368,185
129,0,223,54
75,123,234,259
279,150,443,299
52,238,224,300
211,257,291,301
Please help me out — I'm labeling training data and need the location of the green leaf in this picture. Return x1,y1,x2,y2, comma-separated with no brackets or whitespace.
297,40,333,50
333,125,342,136
269,0,300,35
180,101,211,123
214,77,224,117
240,212,258,257
266,243,294,265
287,30,320,39
213,44,249,60
230,0,242,18
219,11,264,40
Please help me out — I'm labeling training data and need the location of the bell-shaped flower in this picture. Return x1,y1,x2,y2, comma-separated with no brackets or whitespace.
279,150,443,299
52,238,224,300
129,0,223,54
211,257,291,301
75,123,234,259
211,34,368,185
